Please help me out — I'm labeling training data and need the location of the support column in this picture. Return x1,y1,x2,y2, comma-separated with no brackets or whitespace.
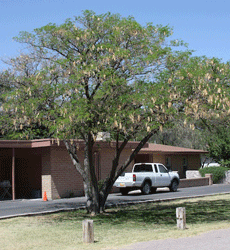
12,148,15,200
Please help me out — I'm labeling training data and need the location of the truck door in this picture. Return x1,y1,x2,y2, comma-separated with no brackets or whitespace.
157,164,171,186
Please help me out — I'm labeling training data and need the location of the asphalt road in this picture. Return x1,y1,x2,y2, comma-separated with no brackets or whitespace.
0,184,230,219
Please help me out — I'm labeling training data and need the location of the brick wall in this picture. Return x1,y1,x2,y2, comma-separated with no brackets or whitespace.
99,148,134,180
152,153,165,164
100,147,134,193
44,145,134,199
41,144,205,199
150,154,201,177
50,146,84,199
41,147,52,199
179,177,209,188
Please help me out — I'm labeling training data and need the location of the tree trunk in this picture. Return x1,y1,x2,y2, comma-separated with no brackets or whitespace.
83,132,102,214
83,178,100,214
64,138,101,214
65,130,156,214
98,131,156,212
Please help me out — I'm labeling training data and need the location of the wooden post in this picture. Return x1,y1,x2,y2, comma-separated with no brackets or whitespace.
176,207,186,230
82,220,94,243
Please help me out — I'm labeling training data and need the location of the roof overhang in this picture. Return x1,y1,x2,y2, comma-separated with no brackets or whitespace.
139,143,208,155
0,139,148,150
0,139,52,148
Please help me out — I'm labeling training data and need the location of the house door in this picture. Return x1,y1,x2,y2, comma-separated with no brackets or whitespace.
182,156,188,179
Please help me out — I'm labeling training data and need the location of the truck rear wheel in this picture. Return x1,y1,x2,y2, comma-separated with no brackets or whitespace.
142,182,151,195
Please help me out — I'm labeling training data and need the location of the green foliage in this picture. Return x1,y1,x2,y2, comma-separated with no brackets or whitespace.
152,55,230,152
150,118,207,150
199,166,229,183
3,10,179,141
0,123,51,140
206,120,230,167
3,11,230,143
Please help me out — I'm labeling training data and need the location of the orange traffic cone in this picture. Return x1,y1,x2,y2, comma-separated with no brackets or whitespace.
43,191,48,201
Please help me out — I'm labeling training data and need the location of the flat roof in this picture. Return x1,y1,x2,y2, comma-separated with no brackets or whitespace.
0,140,207,154
0,139,147,149
140,143,207,154
0,139,52,148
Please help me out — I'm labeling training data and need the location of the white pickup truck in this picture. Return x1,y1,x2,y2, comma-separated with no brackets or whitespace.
114,163,180,195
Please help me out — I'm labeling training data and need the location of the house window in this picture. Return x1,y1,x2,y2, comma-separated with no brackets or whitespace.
182,156,188,167
182,156,188,178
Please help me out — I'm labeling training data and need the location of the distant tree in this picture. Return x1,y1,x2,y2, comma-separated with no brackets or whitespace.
203,119,230,167
1,11,229,214
0,57,53,139
150,118,206,150
156,55,230,149
176,56,230,164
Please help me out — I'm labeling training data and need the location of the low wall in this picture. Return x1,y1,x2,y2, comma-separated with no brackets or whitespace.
186,170,230,185
179,177,210,188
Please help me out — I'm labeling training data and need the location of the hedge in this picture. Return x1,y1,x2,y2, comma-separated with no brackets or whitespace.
199,166,229,184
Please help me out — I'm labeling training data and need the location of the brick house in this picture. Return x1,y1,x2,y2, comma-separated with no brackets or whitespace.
0,139,206,200
136,144,207,179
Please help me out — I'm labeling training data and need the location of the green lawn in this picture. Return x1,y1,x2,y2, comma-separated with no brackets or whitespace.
0,194,230,250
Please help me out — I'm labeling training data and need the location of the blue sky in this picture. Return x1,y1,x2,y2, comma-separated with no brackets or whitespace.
1,0,230,70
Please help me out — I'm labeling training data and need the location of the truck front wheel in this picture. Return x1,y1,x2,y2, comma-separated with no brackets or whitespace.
169,179,179,192
142,182,151,195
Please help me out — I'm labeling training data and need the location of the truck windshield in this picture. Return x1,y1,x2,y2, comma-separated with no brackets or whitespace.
133,164,153,172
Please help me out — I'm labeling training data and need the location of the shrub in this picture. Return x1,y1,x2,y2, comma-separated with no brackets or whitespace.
199,166,229,183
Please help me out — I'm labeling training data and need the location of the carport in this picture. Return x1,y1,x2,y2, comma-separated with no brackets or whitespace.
0,140,50,200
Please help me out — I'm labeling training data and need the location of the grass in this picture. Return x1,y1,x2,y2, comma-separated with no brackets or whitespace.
0,194,230,249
